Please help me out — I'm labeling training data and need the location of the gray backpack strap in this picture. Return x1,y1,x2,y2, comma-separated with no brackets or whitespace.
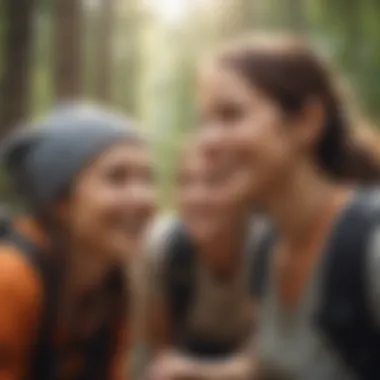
249,218,275,299
164,221,196,341
317,187,380,379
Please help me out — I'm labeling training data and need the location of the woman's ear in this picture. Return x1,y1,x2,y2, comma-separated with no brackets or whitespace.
293,98,326,150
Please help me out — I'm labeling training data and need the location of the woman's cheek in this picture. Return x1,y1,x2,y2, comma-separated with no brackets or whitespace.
226,126,258,164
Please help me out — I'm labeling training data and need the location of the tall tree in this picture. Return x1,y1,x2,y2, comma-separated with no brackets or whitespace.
95,0,114,101
287,0,307,33
0,0,35,138
214,0,255,39
114,0,142,115
53,0,83,101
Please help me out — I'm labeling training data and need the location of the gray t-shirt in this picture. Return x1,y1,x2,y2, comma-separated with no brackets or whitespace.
144,214,259,354
257,192,380,380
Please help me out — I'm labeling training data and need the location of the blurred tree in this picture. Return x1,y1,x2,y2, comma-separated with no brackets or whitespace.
286,0,307,33
113,0,142,116
0,0,35,138
307,0,380,120
53,0,83,101
214,0,255,38
95,0,114,101
83,1,97,99
31,0,54,116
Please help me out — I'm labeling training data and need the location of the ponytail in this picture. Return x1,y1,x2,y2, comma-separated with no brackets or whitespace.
339,122,380,183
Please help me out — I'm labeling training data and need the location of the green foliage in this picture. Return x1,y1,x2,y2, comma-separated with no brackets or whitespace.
31,12,53,116
3,0,380,202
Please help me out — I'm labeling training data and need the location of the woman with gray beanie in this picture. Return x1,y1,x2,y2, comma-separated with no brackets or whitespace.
0,104,156,380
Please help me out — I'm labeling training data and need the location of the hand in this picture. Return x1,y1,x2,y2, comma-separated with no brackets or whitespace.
147,353,198,380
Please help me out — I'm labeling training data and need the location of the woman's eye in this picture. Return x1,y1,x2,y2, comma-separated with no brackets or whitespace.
217,103,244,122
104,166,128,185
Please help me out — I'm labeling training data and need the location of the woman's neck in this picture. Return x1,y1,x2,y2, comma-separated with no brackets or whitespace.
65,243,114,299
200,217,249,278
266,164,351,244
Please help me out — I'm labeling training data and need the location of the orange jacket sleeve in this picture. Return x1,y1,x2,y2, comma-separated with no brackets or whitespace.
0,245,43,380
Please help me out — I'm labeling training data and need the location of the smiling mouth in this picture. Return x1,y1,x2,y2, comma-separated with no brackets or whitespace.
211,156,245,182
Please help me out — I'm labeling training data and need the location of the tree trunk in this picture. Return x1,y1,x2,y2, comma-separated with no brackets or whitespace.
0,0,35,139
287,0,307,33
214,0,255,39
123,0,140,115
113,0,141,116
53,0,83,101
95,0,114,101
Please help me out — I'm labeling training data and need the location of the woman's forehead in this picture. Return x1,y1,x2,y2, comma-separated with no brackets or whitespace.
199,64,258,109
86,142,150,172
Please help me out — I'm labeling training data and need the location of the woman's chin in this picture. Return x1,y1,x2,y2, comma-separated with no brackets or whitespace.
107,235,143,264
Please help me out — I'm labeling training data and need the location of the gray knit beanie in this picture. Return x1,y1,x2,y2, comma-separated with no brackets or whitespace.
1,104,143,208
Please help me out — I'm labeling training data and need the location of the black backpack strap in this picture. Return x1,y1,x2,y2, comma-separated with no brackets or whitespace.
165,222,196,343
317,188,380,379
6,227,62,380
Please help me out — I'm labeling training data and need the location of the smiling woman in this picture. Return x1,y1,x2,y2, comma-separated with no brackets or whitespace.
0,104,156,380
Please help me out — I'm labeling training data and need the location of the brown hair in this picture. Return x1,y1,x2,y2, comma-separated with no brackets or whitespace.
215,34,380,183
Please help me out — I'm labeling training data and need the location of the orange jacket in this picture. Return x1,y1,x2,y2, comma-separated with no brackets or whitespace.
0,216,130,380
